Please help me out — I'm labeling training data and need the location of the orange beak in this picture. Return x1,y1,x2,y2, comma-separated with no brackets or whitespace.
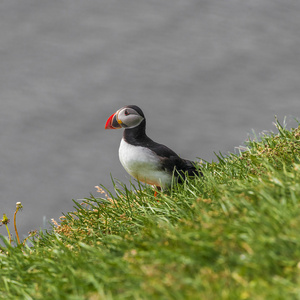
105,112,122,129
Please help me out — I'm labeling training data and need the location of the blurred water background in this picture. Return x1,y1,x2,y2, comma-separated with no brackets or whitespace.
0,0,299,239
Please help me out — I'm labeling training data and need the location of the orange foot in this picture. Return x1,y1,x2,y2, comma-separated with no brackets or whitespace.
154,186,161,198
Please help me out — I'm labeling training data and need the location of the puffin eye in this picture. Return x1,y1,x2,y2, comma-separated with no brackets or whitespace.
124,109,129,116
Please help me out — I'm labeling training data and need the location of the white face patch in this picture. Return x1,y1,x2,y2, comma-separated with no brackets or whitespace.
117,108,144,129
118,139,172,188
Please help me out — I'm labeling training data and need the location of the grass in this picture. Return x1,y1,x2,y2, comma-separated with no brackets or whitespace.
0,120,300,299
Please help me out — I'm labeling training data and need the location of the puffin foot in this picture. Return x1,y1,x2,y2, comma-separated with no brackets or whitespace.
153,186,161,198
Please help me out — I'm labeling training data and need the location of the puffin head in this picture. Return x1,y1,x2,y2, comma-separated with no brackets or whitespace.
105,105,145,129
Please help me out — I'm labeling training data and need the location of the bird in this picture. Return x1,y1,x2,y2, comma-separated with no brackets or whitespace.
105,105,202,192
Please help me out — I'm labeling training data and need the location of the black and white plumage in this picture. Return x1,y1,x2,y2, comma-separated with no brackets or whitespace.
105,105,201,189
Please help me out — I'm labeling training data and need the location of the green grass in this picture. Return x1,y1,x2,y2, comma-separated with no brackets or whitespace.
1,120,300,299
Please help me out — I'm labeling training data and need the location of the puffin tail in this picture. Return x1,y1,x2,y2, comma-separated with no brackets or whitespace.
176,159,203,183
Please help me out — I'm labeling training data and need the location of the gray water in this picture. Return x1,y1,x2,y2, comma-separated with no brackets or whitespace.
0,0,299,240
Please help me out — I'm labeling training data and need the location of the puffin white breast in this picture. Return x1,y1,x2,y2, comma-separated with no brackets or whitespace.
118,138,172,188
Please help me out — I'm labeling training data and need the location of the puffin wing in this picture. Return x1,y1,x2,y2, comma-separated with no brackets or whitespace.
160,155,201,183
148,142,202,182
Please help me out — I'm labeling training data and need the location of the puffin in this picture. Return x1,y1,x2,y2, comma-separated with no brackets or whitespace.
105,105,201,190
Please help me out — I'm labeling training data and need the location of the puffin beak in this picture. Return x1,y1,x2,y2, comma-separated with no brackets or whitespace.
105,112,122,129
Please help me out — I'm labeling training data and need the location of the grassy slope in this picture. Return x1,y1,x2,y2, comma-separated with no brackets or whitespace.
1,122,300,299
